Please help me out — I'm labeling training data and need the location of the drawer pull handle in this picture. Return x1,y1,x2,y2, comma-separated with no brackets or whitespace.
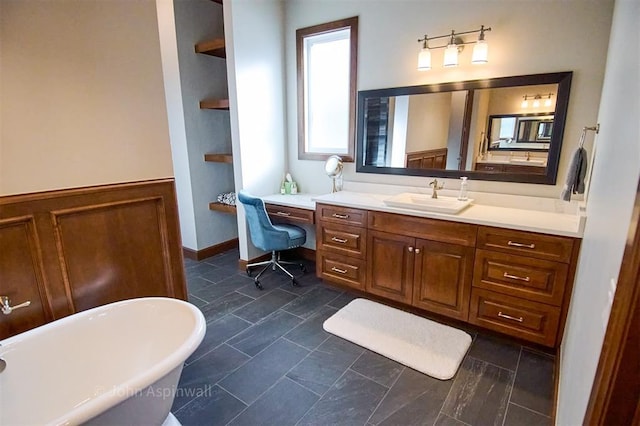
331,267,348,274
332,213,350,219
275,211,291,217
331,237,348,244
498,311,524,323
507,240,536,249
503,272,531,282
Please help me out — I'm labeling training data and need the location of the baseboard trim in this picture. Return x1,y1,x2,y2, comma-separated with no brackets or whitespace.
183,238,239,261
237,247,316,270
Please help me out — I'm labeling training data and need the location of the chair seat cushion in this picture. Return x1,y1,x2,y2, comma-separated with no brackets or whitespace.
274,224,306,248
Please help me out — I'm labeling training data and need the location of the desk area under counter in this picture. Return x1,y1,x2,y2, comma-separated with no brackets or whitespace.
310,189,584,348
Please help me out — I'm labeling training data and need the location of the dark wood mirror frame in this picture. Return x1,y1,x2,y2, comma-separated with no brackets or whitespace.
355,72,573,184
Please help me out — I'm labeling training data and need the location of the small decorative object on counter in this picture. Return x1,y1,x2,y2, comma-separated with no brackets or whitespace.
282,172,298,194
458,177,468,201
216,192,236,205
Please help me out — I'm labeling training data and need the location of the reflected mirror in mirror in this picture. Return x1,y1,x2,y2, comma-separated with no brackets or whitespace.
356,72,572,184
487,113,554,150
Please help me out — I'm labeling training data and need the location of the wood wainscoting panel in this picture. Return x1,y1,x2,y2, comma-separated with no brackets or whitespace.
0,179,186,338
0,216,53,339
51,197,176,312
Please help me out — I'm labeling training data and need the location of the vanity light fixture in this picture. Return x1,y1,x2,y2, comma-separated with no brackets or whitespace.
521,93,554,108
417,25,491,70
417,37,432,70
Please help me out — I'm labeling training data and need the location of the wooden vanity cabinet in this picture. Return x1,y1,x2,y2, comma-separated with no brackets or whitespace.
367,212,476,320
469,226,580,346
315,204,580,347
316,204,368,291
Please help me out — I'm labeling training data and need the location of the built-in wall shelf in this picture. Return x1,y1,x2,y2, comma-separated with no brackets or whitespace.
208,202,236,214
204,153,233,163
200,99,229,110
195,39,225,58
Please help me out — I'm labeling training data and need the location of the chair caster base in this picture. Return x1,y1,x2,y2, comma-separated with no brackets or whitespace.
291,279,299,287
254,279,263,290
300,264,306,272
246,267,252,277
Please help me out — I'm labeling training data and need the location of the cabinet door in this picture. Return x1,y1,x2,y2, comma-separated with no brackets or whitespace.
412,239,474,321
366,230,414,304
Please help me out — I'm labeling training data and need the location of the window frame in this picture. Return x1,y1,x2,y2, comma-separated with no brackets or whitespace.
296,16,358,162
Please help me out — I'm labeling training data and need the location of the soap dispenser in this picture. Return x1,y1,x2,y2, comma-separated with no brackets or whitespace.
458,177,468,201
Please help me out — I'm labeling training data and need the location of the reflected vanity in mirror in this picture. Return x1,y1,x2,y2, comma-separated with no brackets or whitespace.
356,72,572,184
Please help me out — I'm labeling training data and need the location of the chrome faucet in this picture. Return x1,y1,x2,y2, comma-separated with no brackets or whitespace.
429,179,444,199
1,296,31,315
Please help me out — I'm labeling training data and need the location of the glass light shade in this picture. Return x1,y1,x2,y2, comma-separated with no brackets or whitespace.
471,40,489,64
533,99,541,108
521,99,529,108
443,44,459,67
417,48,431,71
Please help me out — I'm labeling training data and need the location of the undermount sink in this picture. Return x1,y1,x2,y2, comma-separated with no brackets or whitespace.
383,193,473,214
509,158,546,166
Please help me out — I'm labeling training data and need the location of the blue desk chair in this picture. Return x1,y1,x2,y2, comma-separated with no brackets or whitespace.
237,191,306,289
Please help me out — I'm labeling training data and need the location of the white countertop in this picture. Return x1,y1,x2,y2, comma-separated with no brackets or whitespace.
313,191,585,238
262,193,318,210
262,190,585,238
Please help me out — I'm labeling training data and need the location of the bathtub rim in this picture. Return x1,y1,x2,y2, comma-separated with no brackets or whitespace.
0,296,206,425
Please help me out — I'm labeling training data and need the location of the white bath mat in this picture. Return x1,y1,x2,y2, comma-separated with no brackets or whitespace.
323,298,471,380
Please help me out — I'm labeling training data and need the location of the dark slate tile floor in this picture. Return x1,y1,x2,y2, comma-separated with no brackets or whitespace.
176,250,555,426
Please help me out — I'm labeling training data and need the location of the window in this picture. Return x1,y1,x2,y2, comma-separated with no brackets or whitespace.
296,17,358,161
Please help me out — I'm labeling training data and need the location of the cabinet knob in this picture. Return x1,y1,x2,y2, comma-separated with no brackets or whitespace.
0,296,31,315
408,246,414,252
415,248,421,254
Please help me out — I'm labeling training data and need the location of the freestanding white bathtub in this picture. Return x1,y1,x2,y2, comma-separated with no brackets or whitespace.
0,297,206,426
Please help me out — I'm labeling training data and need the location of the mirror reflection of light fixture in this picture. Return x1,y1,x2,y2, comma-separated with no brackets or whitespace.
417,25,491,71
532,95,541,108
417,36,431,70
521,93,554,108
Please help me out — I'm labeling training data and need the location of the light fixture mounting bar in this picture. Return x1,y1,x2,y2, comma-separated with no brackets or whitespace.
417,26,491,49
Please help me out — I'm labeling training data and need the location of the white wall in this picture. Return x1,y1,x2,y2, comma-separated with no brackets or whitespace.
284,0,614,197
0,0,174,196
156,0,197,249
557,0,640,423
224,0,288,260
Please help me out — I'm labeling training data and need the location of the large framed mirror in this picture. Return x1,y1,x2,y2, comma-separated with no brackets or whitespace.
355,72,572,184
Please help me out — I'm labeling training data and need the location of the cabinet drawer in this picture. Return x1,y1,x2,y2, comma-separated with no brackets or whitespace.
368,211,477,247
317,251,366,291
474,163,505,172
318,223,367,259
473,249,567,306
317,204,367,227
477,226,575,263
266,204,314,224
469,288,560,347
